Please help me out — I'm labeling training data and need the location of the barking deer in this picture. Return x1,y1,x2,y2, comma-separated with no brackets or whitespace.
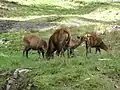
56,36,84,57
46,28,71,60
23,34,47,58
83,32,108,56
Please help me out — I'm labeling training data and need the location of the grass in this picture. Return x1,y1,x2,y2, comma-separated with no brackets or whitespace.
6,0,112,6
0,0,119,18
0,25,120,90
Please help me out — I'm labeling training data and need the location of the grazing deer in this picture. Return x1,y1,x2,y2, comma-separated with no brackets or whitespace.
23,34,47,58
56,36,85,57
83,32,108,56
46,28,71,60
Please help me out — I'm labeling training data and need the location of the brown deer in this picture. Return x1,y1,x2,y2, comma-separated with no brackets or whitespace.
56,36,85,57
46,28,71,60
23,34,47,58
82,32,108,56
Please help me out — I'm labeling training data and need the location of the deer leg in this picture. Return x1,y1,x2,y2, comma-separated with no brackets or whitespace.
26,48,31,58
40,47,46,58
95,47,98,54
23,46,31,58
98,48,101,54
41,51,44,58
70,49,75,57
41,49,45,58
85,41,89,57
23,46,27,56
89,47,91,53
56,49,65,57
67,48,70,58
95,47,101,54
46,48,55,60
70,49,72,55
56,50,61,56
60,48,66,57
46,53,50,60
56,44,65,57
51,51,54,59
37,50,41,58
62,50,65,57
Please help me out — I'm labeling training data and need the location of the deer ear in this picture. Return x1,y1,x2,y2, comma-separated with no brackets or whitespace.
77,36,80,39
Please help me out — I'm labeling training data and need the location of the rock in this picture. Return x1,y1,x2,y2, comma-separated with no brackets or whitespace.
107,25,120,32
114,82,120,89
112,0,120,2
1,68,39,90
84,78,90,81
0,38,9,44
13,68,31,79
98,58,112,61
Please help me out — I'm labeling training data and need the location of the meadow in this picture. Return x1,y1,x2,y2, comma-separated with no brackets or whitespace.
0,0,120,90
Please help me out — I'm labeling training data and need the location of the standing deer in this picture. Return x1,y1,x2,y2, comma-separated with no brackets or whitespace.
46,28,71,60
56,36,85,57
23,34,47,58
82,32,108,56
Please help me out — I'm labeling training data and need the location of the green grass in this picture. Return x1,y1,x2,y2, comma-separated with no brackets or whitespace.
6,0,112,5
0,0,120,18
0,25,120,90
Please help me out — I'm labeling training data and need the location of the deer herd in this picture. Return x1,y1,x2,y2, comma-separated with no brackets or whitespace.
23,27,109,60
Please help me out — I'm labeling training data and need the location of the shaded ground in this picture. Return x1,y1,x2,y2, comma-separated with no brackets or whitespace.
0,16,119,33
0,19,57,33
0,15,120,33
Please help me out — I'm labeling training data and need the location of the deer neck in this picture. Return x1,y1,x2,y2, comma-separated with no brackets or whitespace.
71,40,82,49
